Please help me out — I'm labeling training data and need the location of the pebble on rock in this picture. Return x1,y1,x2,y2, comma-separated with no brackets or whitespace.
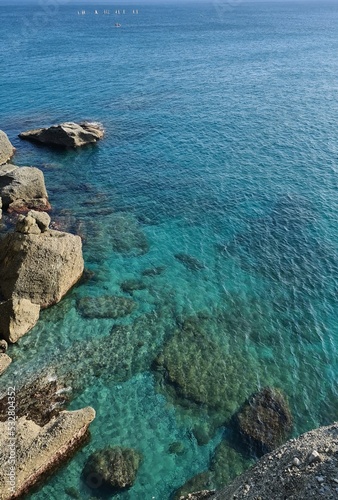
308,450,321,464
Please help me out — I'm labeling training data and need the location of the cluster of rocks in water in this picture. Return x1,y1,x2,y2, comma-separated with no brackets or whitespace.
0,124,106,499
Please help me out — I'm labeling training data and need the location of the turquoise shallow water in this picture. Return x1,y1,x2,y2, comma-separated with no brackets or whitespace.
1,1,338,498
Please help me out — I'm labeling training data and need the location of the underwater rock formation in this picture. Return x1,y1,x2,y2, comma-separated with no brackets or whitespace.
19,121,104,148
174,253,205,271
109,213,149,255
141,265,166,276
0,130,15,165
0,407,95,500
235,387,293,456
76,295,136,319
82,447,142,493
0,164,50,213
153,315,257,423
120,279,146,294
174,472,214,500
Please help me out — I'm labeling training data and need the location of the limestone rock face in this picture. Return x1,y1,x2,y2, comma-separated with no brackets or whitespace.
0,407,95,500
0,353,11,375
235,387,293,456
19,121,104,148
0,164,49,211
82,447,142,492
0,297,40,343
0,228,84,309
0,130,15,165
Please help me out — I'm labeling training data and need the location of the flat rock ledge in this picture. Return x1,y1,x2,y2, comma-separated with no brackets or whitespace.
0,407,95,500
19,121,104,148
181,422,338,500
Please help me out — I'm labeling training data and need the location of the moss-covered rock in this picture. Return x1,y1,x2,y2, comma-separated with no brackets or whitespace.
153,316,257,422
174,471,213,500
82,447,142,493
210,440,254,489
235,387,293,456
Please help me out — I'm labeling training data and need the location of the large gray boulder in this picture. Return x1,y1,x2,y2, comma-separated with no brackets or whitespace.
0,130,15,165
0,225,84,310
0,164,50,212
19,121,104,148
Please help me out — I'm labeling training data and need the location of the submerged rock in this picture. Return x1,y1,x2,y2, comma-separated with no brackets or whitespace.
153,316,256,421
0,164,49,212
110,213,149,256
120,279,146,294
0,374,74,426
0,130,15,165
174,253,205,271
82,447,142,492
141,265,166,277
76,295,136,319
235,387,293,456
0,407,95,500
19,121,104,148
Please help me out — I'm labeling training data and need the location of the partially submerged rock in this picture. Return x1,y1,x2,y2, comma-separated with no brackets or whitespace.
235,387,293,456
82,447,142,492
0,164,50,212
0,297,40,343
0,130,15,165
76,295,136,319
0,407,95,500
0,216,83,342
0,224,84,309
19,122,104,148
0,353,11,375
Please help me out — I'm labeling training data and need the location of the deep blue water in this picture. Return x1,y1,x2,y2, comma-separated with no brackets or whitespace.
1,1,338,499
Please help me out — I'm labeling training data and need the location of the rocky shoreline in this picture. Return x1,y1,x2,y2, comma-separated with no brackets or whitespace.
0,124,101,498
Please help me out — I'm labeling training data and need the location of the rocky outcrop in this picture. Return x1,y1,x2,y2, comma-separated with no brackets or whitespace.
235,387,293,456
0,407,95,500
0,353,11,375
0,130,15,165
0,214,84,342
0,164,50,213
0,297,40,343
0,218,84,308
209,422,338,500
19,122,104,148
82,447,142,493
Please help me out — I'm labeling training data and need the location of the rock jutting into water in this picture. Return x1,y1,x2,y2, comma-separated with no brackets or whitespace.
202,422,338,500
0,353,11,375
76,295,136,319
82,447,142,493
174,253,205,271
234,387,293,456
19,121,104,148
0,212,84,342
0,407,95,500
0,130,15,165
0,163,51,213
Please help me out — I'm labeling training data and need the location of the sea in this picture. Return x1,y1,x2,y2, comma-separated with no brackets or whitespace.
1,1,338,499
